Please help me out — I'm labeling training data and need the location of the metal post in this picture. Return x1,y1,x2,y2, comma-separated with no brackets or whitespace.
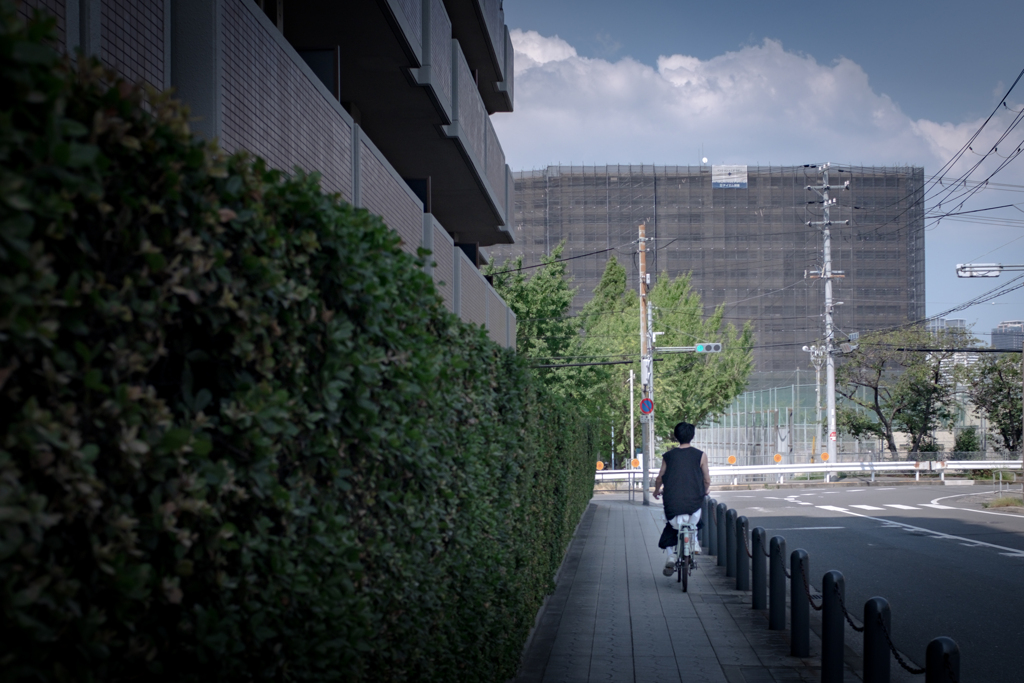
752,527,767,609
863,597,891,683
736,516,750,591
925,637,960,683
726,508,737,577
639,223,651,505
629,368,635,476
822,570,845,683
708,498,718,556
716,503,727,568
823,167,838,465
791,549,810,657
769,536,786,630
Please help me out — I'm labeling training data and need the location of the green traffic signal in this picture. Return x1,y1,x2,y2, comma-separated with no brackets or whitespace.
695,342,722,353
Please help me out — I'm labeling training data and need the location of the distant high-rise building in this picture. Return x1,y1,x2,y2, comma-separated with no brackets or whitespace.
992,320,1024,350
927,318,967,335
490,164,926,382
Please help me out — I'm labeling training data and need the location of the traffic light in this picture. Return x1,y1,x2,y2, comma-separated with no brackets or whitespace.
695,343,722,353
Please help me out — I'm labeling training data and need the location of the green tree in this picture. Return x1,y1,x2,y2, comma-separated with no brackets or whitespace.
954,426,982,453
836,326,969,456
965,354,1022,452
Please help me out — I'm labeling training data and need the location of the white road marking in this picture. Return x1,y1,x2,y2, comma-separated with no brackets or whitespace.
920,503,956,510
846,489,865,492
884,504,919,510
928,492,1024,519
817,507,1024,556
768,526,845,530
850,505,885,510
818,506,848,512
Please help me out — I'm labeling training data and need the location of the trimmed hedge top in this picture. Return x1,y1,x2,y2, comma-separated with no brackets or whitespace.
0,6,597,681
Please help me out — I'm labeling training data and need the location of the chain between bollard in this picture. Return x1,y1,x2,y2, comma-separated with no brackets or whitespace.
834,585,864,633
741,527,753,559
800,557,823,611
877,613,925,675
783,561,791,579
944,652,960,683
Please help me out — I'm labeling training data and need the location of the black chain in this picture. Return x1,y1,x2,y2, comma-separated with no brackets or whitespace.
834,585,864,633
782,561,791,579
741,527,753,559
800,558,823,612
944,653,960,683
877,613,925,675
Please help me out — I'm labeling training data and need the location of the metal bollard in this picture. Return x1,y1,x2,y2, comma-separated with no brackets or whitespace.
790,549,810,657
699,497,708,548
925,637,960,683
716,503,727,568
751,527,767,609
863,597,891,683
736,516,749,591
769,536,786,630
726,508,738,577
707,498,718,555
822,570,845,683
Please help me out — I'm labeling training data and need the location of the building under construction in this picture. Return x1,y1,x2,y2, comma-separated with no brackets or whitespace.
488,164,926,382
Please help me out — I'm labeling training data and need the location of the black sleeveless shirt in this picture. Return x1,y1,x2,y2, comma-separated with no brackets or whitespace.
661,446,705,518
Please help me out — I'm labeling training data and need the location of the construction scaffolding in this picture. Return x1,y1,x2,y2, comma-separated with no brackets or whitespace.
491,164,926,378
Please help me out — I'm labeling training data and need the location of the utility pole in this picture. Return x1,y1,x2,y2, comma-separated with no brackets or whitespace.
639,223,652,505
806,164,850,464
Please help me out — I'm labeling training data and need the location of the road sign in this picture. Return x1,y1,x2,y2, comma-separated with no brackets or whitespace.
829,431,837,442
639,398,654,414
596,461,604,471
821,452,830,462
727,455,737,465
631,458,640,468
639,414,653,423
773,454,782,463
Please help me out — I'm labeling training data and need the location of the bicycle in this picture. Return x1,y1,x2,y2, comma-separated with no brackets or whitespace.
669,513,699,592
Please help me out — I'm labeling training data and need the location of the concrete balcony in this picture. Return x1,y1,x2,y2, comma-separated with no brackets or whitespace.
442,0,513,113
285,0,512,246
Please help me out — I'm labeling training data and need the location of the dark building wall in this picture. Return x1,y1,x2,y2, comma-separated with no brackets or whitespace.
18,0,66,45
100,0,164,89
491,164,926,377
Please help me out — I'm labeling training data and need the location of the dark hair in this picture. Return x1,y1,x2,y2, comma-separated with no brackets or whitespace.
674,422,695,444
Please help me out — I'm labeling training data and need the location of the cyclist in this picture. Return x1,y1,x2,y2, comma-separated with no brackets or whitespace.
653,421,711,576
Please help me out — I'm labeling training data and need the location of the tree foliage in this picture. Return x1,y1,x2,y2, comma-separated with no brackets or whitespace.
490,254,754,464
965,354,1022,453
836,326,971,455
0,8,598,680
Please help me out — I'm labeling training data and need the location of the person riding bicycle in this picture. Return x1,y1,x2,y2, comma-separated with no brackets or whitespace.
653,421,711,576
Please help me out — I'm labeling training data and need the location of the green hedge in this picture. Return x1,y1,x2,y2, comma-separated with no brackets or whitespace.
0,7,597,681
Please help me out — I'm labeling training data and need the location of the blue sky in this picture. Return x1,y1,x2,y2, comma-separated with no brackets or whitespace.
494,0,1024,341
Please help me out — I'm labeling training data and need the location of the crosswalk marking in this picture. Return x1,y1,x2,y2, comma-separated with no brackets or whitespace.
850,505,885,510
884,504,919,510
920,503,956,510
817,506,848,512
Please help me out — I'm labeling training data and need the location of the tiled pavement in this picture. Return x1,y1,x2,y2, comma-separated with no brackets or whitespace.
515,495,862,683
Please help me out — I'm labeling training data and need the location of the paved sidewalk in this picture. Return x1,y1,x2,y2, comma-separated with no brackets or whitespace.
515,495,861,683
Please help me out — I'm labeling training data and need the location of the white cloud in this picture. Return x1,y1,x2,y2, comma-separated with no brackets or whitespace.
495,29,1023,182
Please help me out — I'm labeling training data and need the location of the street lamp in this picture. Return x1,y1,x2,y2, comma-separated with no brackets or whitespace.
802,344,827,456
956,263,1024,278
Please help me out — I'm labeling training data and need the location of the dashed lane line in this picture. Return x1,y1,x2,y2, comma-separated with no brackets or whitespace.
849,505,885,510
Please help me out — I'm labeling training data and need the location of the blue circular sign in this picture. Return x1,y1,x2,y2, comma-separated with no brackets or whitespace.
639,398,654,415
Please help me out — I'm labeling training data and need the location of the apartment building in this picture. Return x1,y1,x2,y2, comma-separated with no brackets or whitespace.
18,0,517,347
491,164,926,378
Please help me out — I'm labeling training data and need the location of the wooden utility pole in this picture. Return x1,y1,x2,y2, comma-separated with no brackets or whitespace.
639,223,652,505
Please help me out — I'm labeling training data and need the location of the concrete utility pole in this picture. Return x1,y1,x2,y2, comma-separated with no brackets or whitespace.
639,223,652,505
806,164,850,464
